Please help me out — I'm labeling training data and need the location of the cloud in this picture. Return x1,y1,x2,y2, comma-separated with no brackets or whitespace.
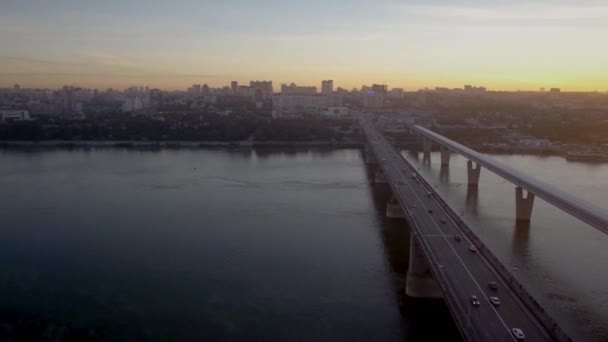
248,33,380,42
397,4,608,22
0,56,86,67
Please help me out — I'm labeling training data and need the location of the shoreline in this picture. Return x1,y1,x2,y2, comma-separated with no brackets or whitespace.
0,140,363,149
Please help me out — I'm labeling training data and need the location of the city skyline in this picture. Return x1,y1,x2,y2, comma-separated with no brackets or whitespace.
1,0,608,91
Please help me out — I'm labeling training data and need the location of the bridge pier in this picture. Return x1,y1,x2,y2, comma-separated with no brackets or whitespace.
363,145,377,165
406,233,443,298
515,186,535,221
374,169,388,184
467,160,481,186
440,146,451,166
386,196,405,219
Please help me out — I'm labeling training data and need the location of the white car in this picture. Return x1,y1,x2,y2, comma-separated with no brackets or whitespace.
512,328,525,340
471,295,480,306
489,296,501,306
411,203,417,208
469,245,477,253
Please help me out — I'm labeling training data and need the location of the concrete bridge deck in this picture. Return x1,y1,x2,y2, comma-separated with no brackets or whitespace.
361,116,570,342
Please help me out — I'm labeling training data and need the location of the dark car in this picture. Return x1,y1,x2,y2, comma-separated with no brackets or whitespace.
471,295,480,306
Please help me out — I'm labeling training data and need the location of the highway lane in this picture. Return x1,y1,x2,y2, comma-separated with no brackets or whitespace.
361,119,554,341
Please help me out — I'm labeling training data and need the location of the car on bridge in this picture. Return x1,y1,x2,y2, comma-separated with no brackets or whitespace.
454,235,461,242
512,328,525,340
440,217,447,223
490,296,501,306
471,295,480,306
488,281,498,290
469,245,477,253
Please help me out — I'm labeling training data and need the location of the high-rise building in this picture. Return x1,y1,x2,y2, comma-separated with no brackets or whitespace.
231,81,238,96
250,81,273,99
361,84,387,109
321,80,333,95
464,85,486,95
63,86,74,114
191,84,201,96
281,83,317,95
202,84,210,96
388,88,404,99
371,84,388,95
149,88,163,108
237,86,253,97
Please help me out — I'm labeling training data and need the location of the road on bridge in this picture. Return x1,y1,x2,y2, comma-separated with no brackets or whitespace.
362,117,558,342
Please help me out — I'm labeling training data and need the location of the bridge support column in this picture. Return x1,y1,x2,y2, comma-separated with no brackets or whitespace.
363,145,377,165
386,196,405,219
467,160,481,186
374,169,388,184
440,146,451,166
515,187,535,221
406,233,443,298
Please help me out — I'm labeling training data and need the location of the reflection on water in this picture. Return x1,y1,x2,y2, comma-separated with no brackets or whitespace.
439,164,450,184
465,186,479,217
408,150,419,161
422,152,431,167
0,148,461,341
511,221,531,260
403,150,608,341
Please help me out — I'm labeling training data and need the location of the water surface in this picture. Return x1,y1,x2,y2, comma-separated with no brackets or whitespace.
0,148,458,341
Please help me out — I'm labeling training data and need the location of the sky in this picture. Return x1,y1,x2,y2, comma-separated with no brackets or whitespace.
1,0,607,91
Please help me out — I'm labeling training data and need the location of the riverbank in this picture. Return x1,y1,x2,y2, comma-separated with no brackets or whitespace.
0,140,362,150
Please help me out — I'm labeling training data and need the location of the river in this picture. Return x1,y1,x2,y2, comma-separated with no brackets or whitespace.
0,148,458,341
1,147,606,341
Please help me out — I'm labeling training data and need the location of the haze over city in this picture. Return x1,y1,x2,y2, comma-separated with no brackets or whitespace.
2,1,608,341
2,0,608,91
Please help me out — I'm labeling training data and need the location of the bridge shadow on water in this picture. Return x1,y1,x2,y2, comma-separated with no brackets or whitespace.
439,165,450,185
364,165,462,341
465,185,479,218
511,220,531,267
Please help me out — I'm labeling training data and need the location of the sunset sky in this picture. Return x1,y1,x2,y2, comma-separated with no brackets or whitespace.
1,0,607,91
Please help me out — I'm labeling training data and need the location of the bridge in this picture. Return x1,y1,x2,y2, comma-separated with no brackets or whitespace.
360,115,572,342
415,125,608,234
